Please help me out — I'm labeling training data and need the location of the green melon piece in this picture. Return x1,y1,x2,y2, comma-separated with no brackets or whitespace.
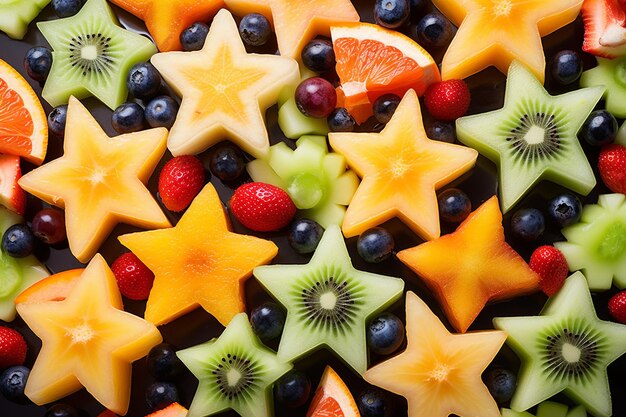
616,120,626,147
536,401,569,417
501,409,535,417
0,0,50,39
580,57,626,118
554,194,626,291
278,96,330,139
566,405,588,417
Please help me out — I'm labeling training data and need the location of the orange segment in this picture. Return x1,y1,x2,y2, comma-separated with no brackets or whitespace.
306,366,358,417
0,59,47,165
15,269,84,304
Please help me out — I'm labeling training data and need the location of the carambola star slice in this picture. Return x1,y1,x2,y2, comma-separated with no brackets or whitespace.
0,0,50,39
581,56,626,118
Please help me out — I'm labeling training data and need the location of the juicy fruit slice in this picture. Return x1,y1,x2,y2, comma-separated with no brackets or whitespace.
0,0,50,39
119,183,278,326
580,56,626,118
19,97,170,263
306,366,359,417
567,406,588,417
37,0,158,110
397,196,539,332
329,89,477,239
108,0,223,52
0,155,26,215
278,95,329,139
253,225,404,374
493,272,626,417
582,0,626,58
0,58,47,165
177,313,292,417
146,403,188,417
536,402,568,417
16,254,162,415
364,291,506,417
331,22,440,124
247,136,359,228
15,269,83,304
554,193,626,290
456,60,602,213
150,9,299,159
431,0,583,82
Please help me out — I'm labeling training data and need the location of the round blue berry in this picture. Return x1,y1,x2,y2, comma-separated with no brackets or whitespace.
239,13,272,47
48,105,68,138
328,108,356,132
357,227,394,263
373,94,400,124
438,188,471,223
484,367,516,404
127,63,162,101
180,22,210,51
24,46,52,82
145,96,179,129
146,382,179,411
275,371,311,408
416,13,453,48
581,110,617,146
147,343,184,381
374,0,411,29
511,208,545,242
548,194,582,228
250,302,286,341
550,50,582,85
288,219,324,254
44,404,81,417
357,388,391,417
301,39,336,73
0,366,29,404
427,121,456,143
367,312,405,355
51,0,84,18
2,224,35,258
112,102,145,134
209,143,245,182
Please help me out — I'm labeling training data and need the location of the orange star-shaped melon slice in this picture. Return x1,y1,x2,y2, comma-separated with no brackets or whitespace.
328,89,478,240
18,97,170,263
16,254,162,415
224,0,360,59
397,196,540,333
118,183,278,327
108,0,223,51
432,0,583,82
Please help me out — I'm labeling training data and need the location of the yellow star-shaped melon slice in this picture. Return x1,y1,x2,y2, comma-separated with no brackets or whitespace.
16,254,162,415
150,9,299,159
432,0,583,82
118,183,278,327
224,0,360,59
397,196,540,332
328,89,478,240
364,291,506,417
18,97,170,264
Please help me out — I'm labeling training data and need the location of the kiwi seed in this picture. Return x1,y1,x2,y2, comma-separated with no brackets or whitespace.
68,33,114,76
540,324,603,381
211,353,257,400
506,112,561,161
301,276,356,330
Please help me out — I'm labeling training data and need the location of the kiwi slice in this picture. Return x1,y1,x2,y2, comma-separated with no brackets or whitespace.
456,60,603,213
177,313,292,417
36,0,157,110
253,225,404,374
580,56,626,118
554,193,626,291
493,272,626,417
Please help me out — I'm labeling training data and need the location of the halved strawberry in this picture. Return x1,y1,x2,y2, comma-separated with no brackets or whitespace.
0,154,26,215
582,0,626,58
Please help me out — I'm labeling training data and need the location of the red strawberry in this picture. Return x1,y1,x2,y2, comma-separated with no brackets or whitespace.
0,326,27,369
598,143,626,194
0,155,26,215
529,245,569,297
230,182,296,232
158,155,205,212
424,79,471,121
111,252,155,300
582,0,626,58
609,290,626,324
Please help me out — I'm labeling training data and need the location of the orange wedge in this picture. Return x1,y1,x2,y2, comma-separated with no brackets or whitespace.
15,269,84,304
306,366,359,417
0,59,47,165
331,23,440,124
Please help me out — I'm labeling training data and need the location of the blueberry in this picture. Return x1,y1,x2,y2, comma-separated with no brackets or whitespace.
550,50,582,85
180,22,210,51
301,39,335,73
127,63,162,101
511,208,545,242
427,121,456,143
0,366,29,403
416,13,453,48
239,13,272,47
44,404,81,417
327,108,356,132
580,110,617,146
357,388,391,417
146,381,179,411
48,105,68,138
288,219,324,254
438,188,471,223
374,0,411,29
2,224,36,258
112,102,145,134
24,46,53,82
250,302,286,341
145,96,179,129
146,343,184,381
209,143,245,182
548,194,582,228
367,312,405,355
357,227,394,263
275,371,311,408
373,94,401,124
51,0,84,18
483,367,516,404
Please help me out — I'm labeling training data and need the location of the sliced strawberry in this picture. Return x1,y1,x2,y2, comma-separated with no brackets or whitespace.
0,154,26,215
582,0,626,58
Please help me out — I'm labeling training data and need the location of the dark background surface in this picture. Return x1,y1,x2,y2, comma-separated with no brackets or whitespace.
1,1,625,416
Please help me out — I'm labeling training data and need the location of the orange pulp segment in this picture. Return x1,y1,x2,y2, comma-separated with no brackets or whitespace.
306,366,359,417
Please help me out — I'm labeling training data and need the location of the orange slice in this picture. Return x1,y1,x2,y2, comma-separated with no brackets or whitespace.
0,59,47,165
15,269,84,304
331,23,440,124
306,366,359,417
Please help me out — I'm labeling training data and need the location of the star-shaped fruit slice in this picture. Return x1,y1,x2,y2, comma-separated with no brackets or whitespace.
329,89,478,239
37,0,157,110
456,61,603,213
18,97,170,263
108,0,223,51
0,0,50,39
16,254,162,415
364,291,506,417
224,0,360,59
119,183,278,327
150,9,299,159
253,225,404,374
494,272,626,417
431,0,582,81
581,56,626,118
177,313,292,417
397,196,539,332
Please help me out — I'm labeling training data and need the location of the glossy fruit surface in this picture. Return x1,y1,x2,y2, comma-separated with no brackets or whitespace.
547,194,582,228
275,371,312,408
47,105,67,138
367,312,404,355
424,79,470,121
0,326,27,368
158,155,205,213
111,102,145,134
306,366,359,417
2,224,35,258
581,0,626,58
146,343,184,382
550,50,582,85
44,404,81,417
580,109,618,146
301,39,336,73
288,219,324,254
511,208,545,242
180,22,210,52
357,227,394,263
415,12,453,48
609,290,626,324
145,96,179,130
483,367,517,404
437,188,471,223
357,388,391,417
239,13,271,47
126,62,162,101
111,252,155,301
372,94,400,124
23,47,52,82
530,245,568,296
146,382,179,411
599,143,626,194
295,77,337,119
230,182,297,232
328,108,356,132
0,155,26,215
0,365,29,403
14,269,82,305
250,302,286,342
427,121,455,143
51,0,83,18
374,0,410,29
0,0,50,40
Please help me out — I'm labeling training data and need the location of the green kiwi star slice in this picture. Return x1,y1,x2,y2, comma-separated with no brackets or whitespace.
37,0,157,110
0,0,50,39
253,225,405,375
177,313,292,417
581,56,626,118
456,60,604,213
493,272,626,417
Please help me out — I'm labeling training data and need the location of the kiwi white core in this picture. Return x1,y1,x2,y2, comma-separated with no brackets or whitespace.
226,369,242,387
562,343,582,363
81,45,98,61
524,125,545,145
320,292,337,310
